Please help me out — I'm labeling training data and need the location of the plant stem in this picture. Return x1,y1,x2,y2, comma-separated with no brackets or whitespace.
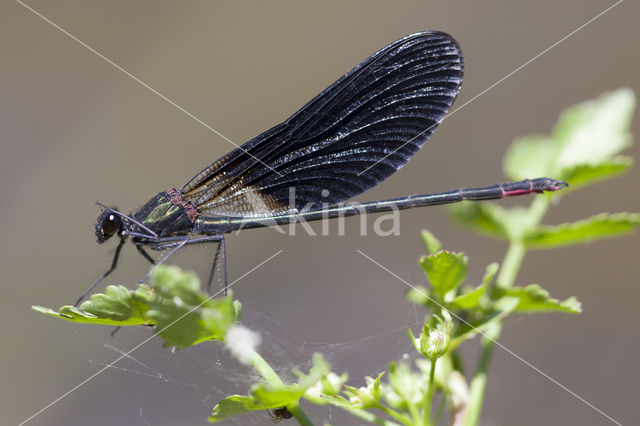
287,402,314,426
464,240,521,426
465,194,553,425
249,349,284,386
346,407,404,426
405,400,423,426
424,359,437,425
464,321,501,426
495,241,525,289
377,404,416,426
527,193,553,226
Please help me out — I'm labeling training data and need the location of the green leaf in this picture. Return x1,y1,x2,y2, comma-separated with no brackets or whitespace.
291,353,332,394
554,88,635,173
408,327,423,356
450,297,520,349
450,282,487,310
449,263,498,310
503,284,581,314
320,394,355,408
304,372,349,404
371,371,384,402
82,284,152,321
448,202,509,240
503,135,556,181
252,353,331,406
342,372,386,409
211,353,332,421
319,397,404,426
145,266,236,348
405,285,431,306
209,395,263,422
419,251,468,299
34,265,239,349
524,213,640,249
32,285,150,326
386,362,422,407
449,203,539,241
560,156,633,190
232,300,243,323
481,263,499,287
251,385,301,408
420,229,442,255
503,88,635,191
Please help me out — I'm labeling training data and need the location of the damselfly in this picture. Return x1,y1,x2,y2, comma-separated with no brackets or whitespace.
79,31,566,305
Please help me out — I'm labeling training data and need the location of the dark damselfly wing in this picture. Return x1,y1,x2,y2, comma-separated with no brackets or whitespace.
181,31,464,217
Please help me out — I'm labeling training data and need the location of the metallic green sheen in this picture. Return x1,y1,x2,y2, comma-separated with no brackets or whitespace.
132,192,195,236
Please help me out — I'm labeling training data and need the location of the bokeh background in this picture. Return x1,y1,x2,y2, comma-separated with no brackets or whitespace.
2,1,639,425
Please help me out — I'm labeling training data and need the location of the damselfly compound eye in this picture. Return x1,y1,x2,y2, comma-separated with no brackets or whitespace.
95,210,121,243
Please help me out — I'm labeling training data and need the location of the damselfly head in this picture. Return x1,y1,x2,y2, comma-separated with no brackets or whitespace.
95,208,122,243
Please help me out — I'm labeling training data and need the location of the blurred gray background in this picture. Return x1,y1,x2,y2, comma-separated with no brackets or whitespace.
2,1,639,425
